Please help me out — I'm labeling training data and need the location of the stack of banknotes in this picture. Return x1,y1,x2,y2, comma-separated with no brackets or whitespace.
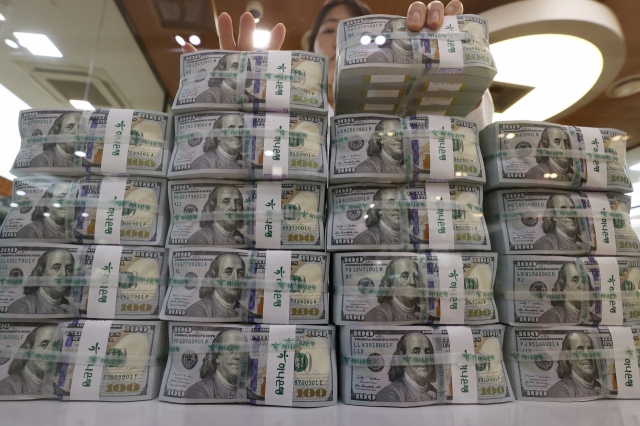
329,114,484,184
172,51,329,114
160,323,337,406
12,108,174,178
480,122,632,192
0,176,168,246
334,15,497,116
0,320,166,401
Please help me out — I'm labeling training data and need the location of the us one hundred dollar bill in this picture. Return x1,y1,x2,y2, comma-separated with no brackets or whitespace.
495,256,640,326
340,325,513,406
12,109,173,178
160,323,337,406
0,177,168,246
481,122,632,193
484,189,640,256
327,182,489,251
0,244,167,319
169,111,327,182
333,252,497,325
173,51,328,114
167,180,325,249
330,114,483,184
161,247,329,324
505,325,640,401
0,320,166,401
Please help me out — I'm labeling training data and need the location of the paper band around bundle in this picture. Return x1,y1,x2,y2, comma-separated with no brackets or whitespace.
256,182,283,248
87,245,124,319
263,113,291,178
262,250,293,324
265,325,296,405
95,177,127,244
70,320,112,400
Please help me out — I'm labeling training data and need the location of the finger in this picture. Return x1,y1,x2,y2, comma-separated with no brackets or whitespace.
444,0,463,15
407,2,427,32
267,23,286,50
217,12,236,50
426,1,445,30
237,11,256,51
182,43,198,54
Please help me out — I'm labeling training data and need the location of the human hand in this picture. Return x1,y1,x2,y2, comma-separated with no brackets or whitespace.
406,0,464,31
182,11,286,54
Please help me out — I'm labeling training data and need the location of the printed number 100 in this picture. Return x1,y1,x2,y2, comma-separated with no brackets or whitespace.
296,388,327,398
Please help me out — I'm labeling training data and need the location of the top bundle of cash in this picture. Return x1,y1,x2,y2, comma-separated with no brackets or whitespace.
327,182,490,252
169,110,327,182
0,243,167,320
340,325,513,406
330,113,483,184
160,323,337,406
480,121,632,193
484,189,640,256
0,319,166,401
0,176,168,246
505,325,640,401
172,51,329,114
12,109,173,178
334,15,496,116
496,255,640,326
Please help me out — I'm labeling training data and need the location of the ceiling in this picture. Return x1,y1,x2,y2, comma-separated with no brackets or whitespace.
116,0,640,150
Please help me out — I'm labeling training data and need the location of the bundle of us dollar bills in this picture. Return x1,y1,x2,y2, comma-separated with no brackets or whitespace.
495,256,640,326
327,182,489,251
0,176,168,246
172,51,328,114
334,15,497,115
161,247,329,324
167,180,325,250
480,122,631,193
169,111,327,182
330,114,483,184
333,252,497,325
505,326,640,401
484,189,639,256
12,109,173,178
340,325,513,406
160,323,337,406
0,243,167,319
0,320,166,401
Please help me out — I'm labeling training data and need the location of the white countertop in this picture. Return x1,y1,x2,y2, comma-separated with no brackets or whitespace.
0,400,638,426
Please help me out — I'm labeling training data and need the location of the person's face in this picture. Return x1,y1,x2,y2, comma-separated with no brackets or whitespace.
380,120,403,161
378,189,400,231
313,4,355,87
215,330,243,383
404,333,434,386
48,183,69,226
59,113,81,154
562,263,581,309
215,186,243,228
26,326,60,378
390,19,411,51
218,115,244,156
392,259,420,306
567,333,597,383
551,195,578,238
40,250,74,300
222,54,241,90
214,255,245,301
547,128,571,168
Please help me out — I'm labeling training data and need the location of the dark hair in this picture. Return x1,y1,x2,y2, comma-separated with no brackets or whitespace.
203,113,245,154
364,188,412,229
199,328,248,379
24,249,74,297
200,185,244,229
542,194,575,234
366,119,401,157
199,254,246,299
43,111,83,151
535,126,570,164
31,183,64,222
208,53,253,89
551,262,594,307
388,332,436,383
557,331,597,379
377,258,423,304
307,0,372,53
8,325,61,376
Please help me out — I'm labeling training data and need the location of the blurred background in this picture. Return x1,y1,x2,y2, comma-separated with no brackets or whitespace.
0,0,638,229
